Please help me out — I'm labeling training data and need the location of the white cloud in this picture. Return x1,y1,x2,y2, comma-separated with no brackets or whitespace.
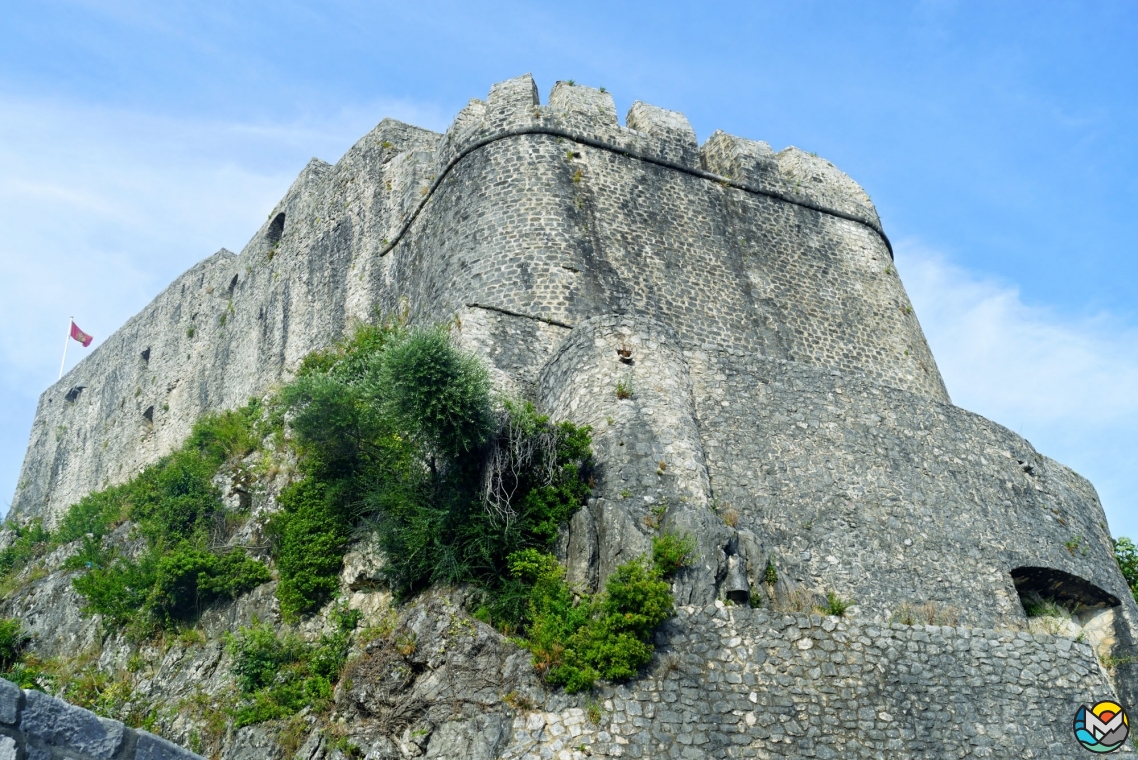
899,240,1138,539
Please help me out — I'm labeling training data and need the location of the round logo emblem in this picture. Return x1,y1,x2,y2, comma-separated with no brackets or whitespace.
1074,701,1129,753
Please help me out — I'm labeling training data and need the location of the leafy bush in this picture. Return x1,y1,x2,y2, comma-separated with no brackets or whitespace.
0,521,52,579
511,549,674,693
1116,537,1138,602
0,617,52,690
227,607,360,727
269,480,354,621
819,590,853,617
273,324,593,618
0,618,29,670
651,533,695,577
380,327,494,461
51,402,272,638
65,668,155,729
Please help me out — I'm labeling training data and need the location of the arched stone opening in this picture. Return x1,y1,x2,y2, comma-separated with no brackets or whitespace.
266,212,285,249
1011,566,1123,660
1011,566,1120,613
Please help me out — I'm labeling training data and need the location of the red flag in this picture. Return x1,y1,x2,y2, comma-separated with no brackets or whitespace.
70,321,93,348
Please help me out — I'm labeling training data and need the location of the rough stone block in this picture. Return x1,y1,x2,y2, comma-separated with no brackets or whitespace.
24,745,51,760
0,679,21,724
548,81,617,125
774,146,878,222
0,736,15,760
136,729,205,760
699,129,777,185
486,74,539,113
20,689,124,760
625,101,698,149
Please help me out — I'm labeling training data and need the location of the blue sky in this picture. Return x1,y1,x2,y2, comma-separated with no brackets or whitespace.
1,1,1136,537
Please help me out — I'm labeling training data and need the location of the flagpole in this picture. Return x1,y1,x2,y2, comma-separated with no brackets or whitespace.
59,317,72,381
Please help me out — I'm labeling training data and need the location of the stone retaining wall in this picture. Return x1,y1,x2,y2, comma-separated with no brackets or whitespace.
0,680,200,760
500,604,1134,759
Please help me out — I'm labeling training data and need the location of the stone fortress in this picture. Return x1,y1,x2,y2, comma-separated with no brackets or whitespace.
9,75,1137,758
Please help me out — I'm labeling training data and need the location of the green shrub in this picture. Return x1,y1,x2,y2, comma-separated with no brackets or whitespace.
512,551,673,693
651,533,695,577
1116,537,1138,602
268,480,354,621
0,521,52,579
0,618,52,690
65,668,155,729
227,606,359,727
0,618,29,670
819,590,853,617
763,559,778,586
275,324,592,616
56,402,271,638
74,543,270,636
380,328,494,461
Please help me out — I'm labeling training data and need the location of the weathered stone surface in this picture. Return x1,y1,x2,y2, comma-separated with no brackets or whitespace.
495,605,1138,758
136,730,204,760
0,679,21,725
19,690,124,759
0,735,16,760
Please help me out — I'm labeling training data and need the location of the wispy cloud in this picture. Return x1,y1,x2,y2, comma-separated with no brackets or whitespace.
900,240,1138,539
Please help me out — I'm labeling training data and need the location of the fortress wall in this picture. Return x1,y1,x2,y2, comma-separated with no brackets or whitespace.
498,605,1133,760
686,353,1138,644
11,250,242,527
13,73,945,526
537,315,732,603
8,74,1138,757
377,122,946,399
11,120,441,526
532,315,1137,686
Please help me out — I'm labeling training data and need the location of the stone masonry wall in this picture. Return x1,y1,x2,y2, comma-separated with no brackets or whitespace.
12,74,944,526
498,603,1134,760
0,679,201,760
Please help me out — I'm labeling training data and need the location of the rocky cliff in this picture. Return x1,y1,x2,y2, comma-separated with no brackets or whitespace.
5,74,1136,758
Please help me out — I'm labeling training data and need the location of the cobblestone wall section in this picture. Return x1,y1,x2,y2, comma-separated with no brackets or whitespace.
499,604,1134,760
0,680,201,760
380,96,943,395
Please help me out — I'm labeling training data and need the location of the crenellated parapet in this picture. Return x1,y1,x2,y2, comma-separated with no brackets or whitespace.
421,75,886,256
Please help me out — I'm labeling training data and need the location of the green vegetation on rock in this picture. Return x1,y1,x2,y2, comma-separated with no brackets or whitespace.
272,324,593,621
2,320,680,710
227,606,360,727
506,532,690,693
1115,537,1138,602
1,403,271,640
